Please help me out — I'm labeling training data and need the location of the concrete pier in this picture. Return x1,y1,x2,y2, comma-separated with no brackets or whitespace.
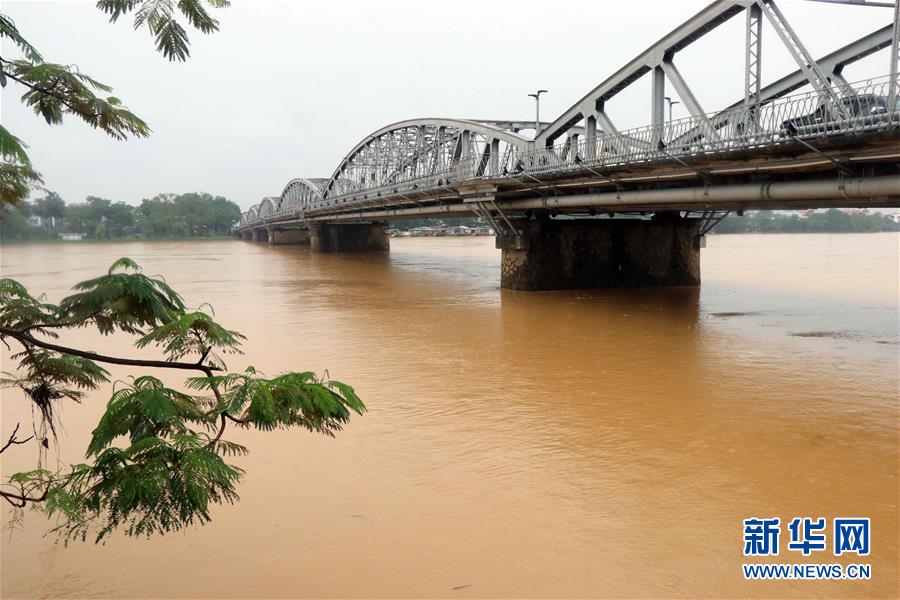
309,222,389,253
251,228,267,242
267,227,310,245
497,217,701,291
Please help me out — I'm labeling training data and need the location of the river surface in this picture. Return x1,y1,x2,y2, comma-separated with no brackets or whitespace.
1,233,898,598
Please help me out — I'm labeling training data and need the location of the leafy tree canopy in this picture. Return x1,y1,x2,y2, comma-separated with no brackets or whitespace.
0,258,365,543
1,191,241,240
716,209,900,234
0,1,230,206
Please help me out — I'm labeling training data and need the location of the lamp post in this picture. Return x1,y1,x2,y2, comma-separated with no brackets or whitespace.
528,89,548,135
664,96,680,122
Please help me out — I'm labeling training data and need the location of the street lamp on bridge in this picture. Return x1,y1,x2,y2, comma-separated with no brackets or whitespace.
528,89,548,135
664,96,680,122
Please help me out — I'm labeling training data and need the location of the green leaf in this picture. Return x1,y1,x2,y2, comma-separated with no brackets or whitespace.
0,14,43,61
0,126,31,165
95,0,142,23
60,257,186,334
152,17,190,62
0,160,44,206
3,59,151,141
176,0,219,34
136,311,245,363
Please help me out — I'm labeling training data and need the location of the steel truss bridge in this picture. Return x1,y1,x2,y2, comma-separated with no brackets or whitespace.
237,0,900,246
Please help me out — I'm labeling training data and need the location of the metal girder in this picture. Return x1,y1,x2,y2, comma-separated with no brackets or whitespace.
651,65,666,146
659,58,718,140
474,120,551,133
745,2,763,109
537,0,885,149
671,24,894,146
536,0,746,146
890,0,899,111
757,23,893,96
596,110,653,152
831,70,851,87
756,0,848,117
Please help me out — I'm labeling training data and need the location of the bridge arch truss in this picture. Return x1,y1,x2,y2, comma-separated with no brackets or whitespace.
318,119,531,205
280,177,327,213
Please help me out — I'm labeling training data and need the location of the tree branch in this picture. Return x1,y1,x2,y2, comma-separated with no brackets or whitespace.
0,325,220,373
197,345,212,366
209,413,227,445
21,319,82,333
1,485,49,508
0,423,34,454
0,62,87,118
224,412,249,425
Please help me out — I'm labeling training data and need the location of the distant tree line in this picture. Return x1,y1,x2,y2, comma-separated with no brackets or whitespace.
0,192,241,241
716,209,900,234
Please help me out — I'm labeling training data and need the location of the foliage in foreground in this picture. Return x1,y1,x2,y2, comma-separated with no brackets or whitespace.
0,1,230,206
0,258,365,542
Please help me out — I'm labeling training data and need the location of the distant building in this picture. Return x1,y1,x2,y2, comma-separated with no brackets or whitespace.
407,226,493,237
27,215,59,234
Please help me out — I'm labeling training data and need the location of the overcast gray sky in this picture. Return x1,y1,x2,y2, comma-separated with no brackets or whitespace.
1,0,894,210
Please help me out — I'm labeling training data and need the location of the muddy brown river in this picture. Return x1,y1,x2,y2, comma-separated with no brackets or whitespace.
1,233,898,598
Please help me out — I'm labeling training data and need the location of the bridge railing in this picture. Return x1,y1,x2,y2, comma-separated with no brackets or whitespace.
516,75,899,178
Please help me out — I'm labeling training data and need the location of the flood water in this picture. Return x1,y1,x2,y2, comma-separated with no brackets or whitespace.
1,233,898,598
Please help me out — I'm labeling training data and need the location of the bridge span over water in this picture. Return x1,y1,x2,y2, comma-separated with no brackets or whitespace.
236,0,900,290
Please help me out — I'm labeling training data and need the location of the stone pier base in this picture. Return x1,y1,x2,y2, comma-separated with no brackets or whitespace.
310,222,389,253
498,218,701,291
267,228,310,245
251,228,267,242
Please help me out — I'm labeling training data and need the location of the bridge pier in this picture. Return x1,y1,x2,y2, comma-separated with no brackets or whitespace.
239,231,253,241
497,217,701,291
267,227,310,245
309,222,389,253
251,228,268,242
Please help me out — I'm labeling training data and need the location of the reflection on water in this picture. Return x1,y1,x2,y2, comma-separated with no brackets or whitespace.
1,233,898,598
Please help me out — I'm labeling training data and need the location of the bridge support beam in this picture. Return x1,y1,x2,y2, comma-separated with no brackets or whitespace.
266,227,310,245
251,228,267,242
309,222,389,253
498,217,700,291
240,231,253,241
